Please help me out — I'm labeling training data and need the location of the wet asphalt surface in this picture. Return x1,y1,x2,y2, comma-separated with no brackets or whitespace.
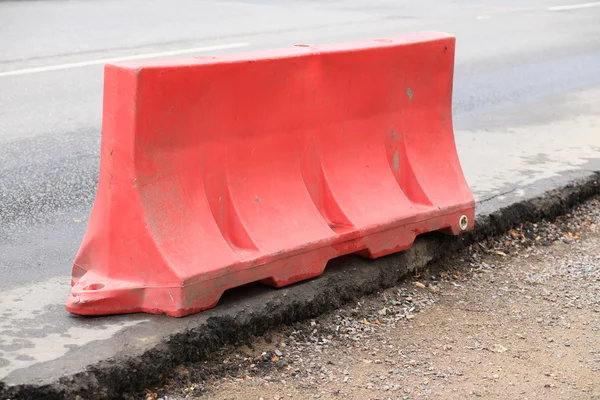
1,0,600,287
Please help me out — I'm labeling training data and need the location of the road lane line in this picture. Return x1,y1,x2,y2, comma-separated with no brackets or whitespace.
548,1,600,11
0,42,250,78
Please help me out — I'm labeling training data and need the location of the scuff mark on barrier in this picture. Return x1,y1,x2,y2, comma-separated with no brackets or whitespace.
392,150,400,171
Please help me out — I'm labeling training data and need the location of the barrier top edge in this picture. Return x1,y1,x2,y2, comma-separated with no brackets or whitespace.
109,31,455,70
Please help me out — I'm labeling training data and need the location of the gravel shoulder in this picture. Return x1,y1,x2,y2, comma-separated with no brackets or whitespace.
146,196,600,400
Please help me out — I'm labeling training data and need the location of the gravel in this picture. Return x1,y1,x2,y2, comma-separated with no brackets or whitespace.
141,196,600,400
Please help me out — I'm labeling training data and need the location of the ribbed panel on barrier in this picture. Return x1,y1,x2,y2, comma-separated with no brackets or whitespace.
66,32,475,317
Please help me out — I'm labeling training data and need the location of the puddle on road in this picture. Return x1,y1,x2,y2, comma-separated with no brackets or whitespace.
456,86,600,202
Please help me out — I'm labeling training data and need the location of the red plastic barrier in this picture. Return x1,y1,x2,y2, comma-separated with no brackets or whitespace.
66,32,475,317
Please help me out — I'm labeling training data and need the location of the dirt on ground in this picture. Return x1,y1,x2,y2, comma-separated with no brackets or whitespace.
145,196,600,400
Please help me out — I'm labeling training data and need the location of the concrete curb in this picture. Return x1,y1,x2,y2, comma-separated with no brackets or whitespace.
1,171,599,400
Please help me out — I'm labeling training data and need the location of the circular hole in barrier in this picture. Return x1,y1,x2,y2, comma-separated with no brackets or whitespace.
83,283,105,291
459,215,469,231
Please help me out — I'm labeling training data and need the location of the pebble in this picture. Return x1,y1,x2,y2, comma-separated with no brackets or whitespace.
149,196,600,400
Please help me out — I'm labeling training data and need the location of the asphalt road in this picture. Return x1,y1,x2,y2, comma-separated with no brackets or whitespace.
1,0,600,389
2,0,600,289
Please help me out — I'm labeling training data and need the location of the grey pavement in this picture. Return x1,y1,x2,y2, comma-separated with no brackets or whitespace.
1,0,600,396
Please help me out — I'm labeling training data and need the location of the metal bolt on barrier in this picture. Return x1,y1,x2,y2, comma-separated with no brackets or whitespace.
460,215,469,231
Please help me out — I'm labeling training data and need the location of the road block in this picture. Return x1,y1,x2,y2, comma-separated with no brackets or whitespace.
66,32,475,317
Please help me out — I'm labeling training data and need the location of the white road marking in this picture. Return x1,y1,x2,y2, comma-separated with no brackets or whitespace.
547,1,600,11
0,42,250,78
